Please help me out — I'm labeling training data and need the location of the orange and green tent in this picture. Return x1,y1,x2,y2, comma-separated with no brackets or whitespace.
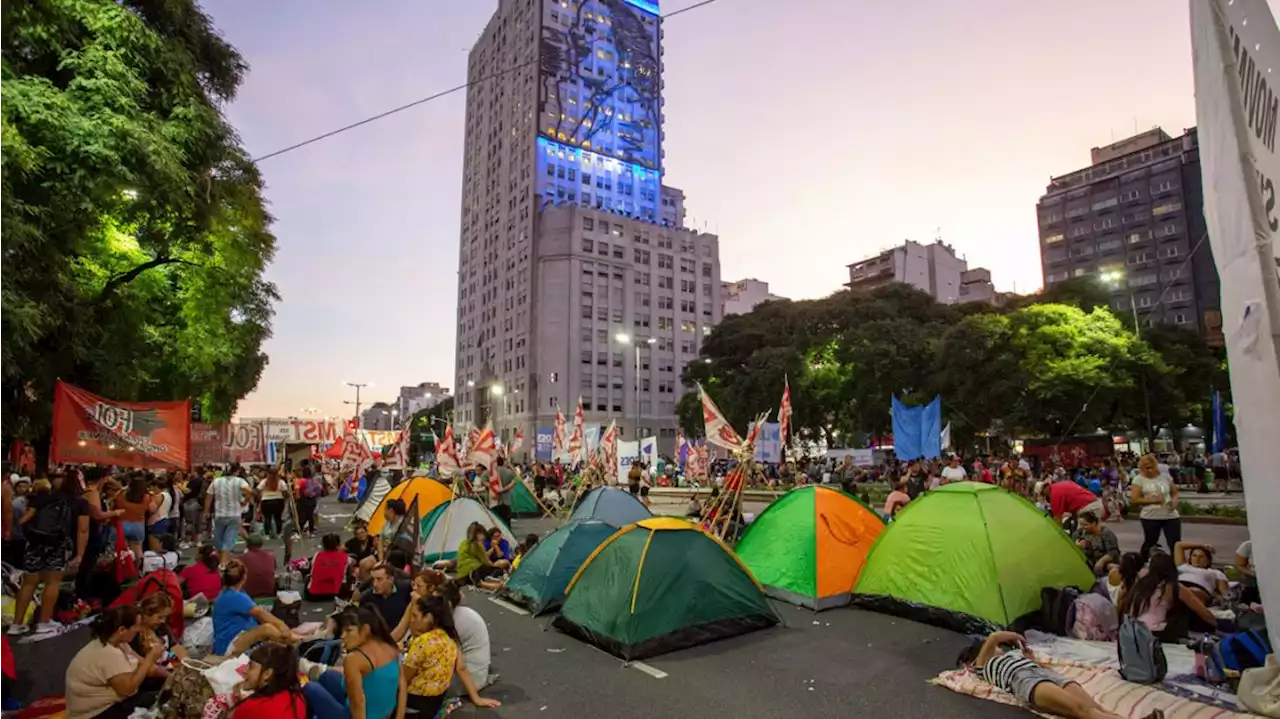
734,486,885,610
365,477,453,535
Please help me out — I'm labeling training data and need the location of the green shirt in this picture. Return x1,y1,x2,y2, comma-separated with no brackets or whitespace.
456,538,488,578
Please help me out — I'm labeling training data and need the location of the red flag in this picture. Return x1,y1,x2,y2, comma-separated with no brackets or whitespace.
553,407,568,455
436,426,461,478
568,397,586,463
511,427,524,456
600,420,618,482
468,421,496,470
51,380,192,469
779,376,793,447
384,427,411,470
698,384,744,452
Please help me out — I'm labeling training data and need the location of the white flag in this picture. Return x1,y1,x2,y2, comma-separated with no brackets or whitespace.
1191,0,1280,639
940,422,952,452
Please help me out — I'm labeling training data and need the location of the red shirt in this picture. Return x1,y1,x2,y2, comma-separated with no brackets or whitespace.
1049,480,1098,518
307,549,349,596
181,563,222,601
232,690,307,719
240,548,277,598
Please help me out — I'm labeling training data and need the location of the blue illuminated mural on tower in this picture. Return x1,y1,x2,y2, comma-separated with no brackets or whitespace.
539,0,662,173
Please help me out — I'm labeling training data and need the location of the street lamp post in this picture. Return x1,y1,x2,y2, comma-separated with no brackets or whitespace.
342,381,372,428
1100,272,1155,451
615,333,656,442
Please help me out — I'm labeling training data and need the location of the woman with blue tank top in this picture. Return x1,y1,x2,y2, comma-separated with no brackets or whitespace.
303,606,405,719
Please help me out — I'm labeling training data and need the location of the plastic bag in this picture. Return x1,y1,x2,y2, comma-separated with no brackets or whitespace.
202,655,249,696
181,617,214,659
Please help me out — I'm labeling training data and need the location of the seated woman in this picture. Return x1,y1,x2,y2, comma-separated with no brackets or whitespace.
180,545,223,601
229,642,307,719
403,596,500,717
302,606,404,719
1172,540,1228,606
211,560,300,657
65,605,166,719
484,527,513,564
1105,552,1143,606
307,533,351,601
1117,552,1220,642
959,630,1162,719
456,522,505,591
130,593,187,670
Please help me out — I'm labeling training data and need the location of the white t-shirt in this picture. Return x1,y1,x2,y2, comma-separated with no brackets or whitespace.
453,605,490,685
941,466,967,484
1178,564,1227,594
257,479,284,501
1131,473,1178,519
148,491,172,526
66,641,138,719
1237,540,1254,571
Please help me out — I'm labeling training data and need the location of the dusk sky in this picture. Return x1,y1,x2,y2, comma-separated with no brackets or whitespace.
208,0,1209,420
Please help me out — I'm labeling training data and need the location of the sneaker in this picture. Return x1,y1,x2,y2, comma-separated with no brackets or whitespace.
33,621,63,635
6,624,30,636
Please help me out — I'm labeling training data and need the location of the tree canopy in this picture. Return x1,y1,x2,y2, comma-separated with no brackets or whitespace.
2,0,277,441
680,283,1227,451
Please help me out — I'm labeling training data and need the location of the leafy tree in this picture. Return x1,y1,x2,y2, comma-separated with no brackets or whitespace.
2,0,276,447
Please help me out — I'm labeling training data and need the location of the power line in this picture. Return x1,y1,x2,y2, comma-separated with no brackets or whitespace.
252,0,723,163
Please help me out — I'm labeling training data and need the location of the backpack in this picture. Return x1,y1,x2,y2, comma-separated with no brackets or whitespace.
1117,615,1168,684
1213,629,1272,673
1040,586,1081,636
1071,593,1119,640
27,497,73,542
111,569,185,640
303,476,323,499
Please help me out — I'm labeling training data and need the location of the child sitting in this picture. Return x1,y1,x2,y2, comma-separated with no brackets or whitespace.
958,631,1163,719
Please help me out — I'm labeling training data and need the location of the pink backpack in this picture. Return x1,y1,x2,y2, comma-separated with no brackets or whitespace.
1071,593,1119,641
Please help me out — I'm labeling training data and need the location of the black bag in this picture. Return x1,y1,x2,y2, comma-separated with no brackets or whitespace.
28,497,72,543
271,598,301,628
1040,586,1081,636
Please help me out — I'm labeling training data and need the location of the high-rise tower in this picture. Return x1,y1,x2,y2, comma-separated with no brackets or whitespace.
456,0,722,455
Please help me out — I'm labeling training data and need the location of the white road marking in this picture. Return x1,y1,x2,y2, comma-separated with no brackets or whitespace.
628,661,668,679
487,597,530,615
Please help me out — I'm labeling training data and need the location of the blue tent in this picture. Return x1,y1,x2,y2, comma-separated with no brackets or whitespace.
498,520,617,614
569,487,652,527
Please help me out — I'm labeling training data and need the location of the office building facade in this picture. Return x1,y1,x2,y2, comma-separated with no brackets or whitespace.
1036,128,1222,342
722,278,786,316
455,0,722,453
845,239,995,305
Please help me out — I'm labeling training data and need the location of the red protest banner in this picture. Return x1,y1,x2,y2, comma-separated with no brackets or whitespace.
51,380,191,469
190,423,226,465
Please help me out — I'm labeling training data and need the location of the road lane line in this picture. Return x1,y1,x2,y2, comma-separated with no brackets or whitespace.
487,597,530,615
628,661,668,679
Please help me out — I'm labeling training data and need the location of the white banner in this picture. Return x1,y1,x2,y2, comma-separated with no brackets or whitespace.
238,417,342,444
1191,0,1280,641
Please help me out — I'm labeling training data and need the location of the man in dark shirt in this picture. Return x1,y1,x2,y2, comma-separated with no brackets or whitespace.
239,534,277,598
359,564,411,628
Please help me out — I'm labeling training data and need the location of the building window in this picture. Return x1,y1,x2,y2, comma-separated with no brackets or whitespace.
581,350,592,364
582,216,594,231
657,317,673,331
1152,202,1182,216
680,320,695,333
1158,246,1179,259
1126,230,1150,244
1174,312,1190,324
658,276,673,289
582,238,594,252
658,254,673,269
1127,252,1154,265
598,242,609,256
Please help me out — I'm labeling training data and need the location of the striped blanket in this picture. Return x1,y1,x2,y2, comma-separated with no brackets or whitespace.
932,659,1266,719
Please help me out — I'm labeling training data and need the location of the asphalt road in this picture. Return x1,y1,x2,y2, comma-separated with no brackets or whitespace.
284,491,1251,718
306,497,1020,718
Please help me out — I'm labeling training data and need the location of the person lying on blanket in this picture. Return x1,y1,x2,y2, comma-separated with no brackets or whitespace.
958,631,1165,719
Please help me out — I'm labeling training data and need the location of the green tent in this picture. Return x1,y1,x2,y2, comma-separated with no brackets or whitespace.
851,482,1094,632
497,520,616,614
735,485,885,610
509,479,546,518
553,517,780,660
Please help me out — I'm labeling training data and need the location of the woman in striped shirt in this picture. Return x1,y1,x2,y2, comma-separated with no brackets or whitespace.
959,631,1164,719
